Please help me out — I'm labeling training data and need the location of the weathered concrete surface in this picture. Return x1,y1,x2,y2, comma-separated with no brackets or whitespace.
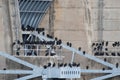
0,0,13,79
54,0,91,52
91,0,120,41
1,0,120,80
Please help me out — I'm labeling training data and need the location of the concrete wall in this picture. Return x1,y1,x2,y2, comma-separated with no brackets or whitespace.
0,0,13,79
54,0,91,51
91,0,120,41
1,0,120,80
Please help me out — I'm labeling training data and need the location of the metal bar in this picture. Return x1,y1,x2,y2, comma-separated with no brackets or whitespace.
61,44,116,68
25,1,41,27
23,0,36,27
29,0,52,1
19,0,26,9
0,52,39,69
32,1,48,27
71,52,75,64
20,0,29,11
28,1,44,27
36,2,52,27
0,70,33,74
91,73,119,80
20,11,46,14
15,74,41,80
20,0,30,25
29,1,39,11
22,0,33,27
81,69,113,73
32,32,116,68
18,0,22,6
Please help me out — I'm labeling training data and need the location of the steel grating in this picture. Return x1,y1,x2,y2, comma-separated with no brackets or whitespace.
18,0,52,28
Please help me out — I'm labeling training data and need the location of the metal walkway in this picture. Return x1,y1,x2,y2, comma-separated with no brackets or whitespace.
18,0,52,28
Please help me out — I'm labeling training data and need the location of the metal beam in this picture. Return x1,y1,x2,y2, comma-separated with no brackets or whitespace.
32,32,116,68
81,69,113,74
0,52,39,69
15,74,41,80
0,70,33,74
91,73,119,80
61,44,115,68
20,11,46,13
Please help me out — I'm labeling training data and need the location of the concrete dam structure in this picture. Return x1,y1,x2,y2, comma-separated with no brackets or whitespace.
0,0,120,80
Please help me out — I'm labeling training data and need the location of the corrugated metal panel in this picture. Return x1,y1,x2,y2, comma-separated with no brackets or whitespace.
18,0,52,28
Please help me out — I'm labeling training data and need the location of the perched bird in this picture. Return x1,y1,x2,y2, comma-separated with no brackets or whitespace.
16,52,19,56
83,51,85,55
34,51,37,56
96,43,98,46
52,63,56,67
50,53,56,56
105,52,109,56
59,63,64,67
21,25,25,31
117,53,120,56
99,43,102,46
99,52,104,56
43,65,47,69
106,41,108,46
55,37,58,41
92,43,95,47
64,63,67,67
94,52,99,56
17,40,20,44
105,48,108,51
76,63,80,67
117,42,120,47
78,47,81,51
17,47,20,51
58,63,63,67
102,68,105,71
12,42,16,47
47,63,51,67
58,39,62,45
93,48,96,51
47,34,50,38
69,63,72,68
72,62,76,66
116,63,119,68
45,53,49,56
52,41,55,45
20,42,24,45
104,58,107,62
27,52,32,56
111,52,116,56
112,43,115,47
56,41,59,45
86,66,89,69
102,41,104,46
36,28,44,33
3,68,6,70
66,42,69,46
42,32,45,35
69,43,72,47
56,39,62,45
